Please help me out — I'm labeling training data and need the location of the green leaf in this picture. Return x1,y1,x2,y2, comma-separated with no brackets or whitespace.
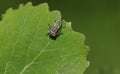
0,2,89,74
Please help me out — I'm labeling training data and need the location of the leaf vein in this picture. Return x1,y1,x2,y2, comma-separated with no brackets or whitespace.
19,41,51,74
4,15,26,74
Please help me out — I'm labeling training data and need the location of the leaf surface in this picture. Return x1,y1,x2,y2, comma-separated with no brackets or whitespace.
0,3,89,74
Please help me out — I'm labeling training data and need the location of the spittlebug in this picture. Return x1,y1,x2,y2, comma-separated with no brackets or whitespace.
48,19,62,39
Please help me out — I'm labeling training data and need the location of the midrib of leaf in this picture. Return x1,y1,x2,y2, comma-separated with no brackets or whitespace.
25,16,42,65
19,34,83,74
33,50,82,64
19,41,52,74
25,26,38,65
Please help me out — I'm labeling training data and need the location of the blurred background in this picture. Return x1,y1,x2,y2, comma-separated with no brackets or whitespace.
0,0,120,74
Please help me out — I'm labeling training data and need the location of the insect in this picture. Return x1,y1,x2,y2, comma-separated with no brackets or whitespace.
48,19,63,38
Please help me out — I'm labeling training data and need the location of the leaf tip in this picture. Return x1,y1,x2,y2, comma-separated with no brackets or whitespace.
85,46,90,51
5,8,13,15
2,14,4,17
26,2,33,5
66,22,72,29
7,8,13,12
87,61,90,68
38,2,49,8
42,2,49,6
63,20,72,30
55,10,61,15
19,4,24,8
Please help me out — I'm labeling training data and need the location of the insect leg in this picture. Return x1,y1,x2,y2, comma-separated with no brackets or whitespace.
62,26,65,28
55,20,57,22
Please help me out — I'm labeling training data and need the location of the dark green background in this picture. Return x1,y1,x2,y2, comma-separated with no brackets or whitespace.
0,0,120,74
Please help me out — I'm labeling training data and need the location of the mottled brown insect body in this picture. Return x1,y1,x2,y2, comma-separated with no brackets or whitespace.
48,19,62,37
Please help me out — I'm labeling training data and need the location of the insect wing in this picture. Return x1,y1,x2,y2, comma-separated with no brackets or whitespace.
48,19,62,37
